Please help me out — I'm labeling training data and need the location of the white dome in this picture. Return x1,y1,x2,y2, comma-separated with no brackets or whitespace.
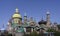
46,11,50,14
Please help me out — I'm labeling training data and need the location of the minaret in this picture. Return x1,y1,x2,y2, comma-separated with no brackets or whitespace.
1,24,5,30
24,12,27,24
46,11,51,28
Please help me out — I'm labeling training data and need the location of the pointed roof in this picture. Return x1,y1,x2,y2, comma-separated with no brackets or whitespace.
24,12,27,16
0,24,5,30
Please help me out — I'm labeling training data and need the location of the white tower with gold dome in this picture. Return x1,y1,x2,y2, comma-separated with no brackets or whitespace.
12,8,22,24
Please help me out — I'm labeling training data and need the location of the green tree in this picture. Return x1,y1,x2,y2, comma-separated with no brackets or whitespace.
47,28,56,32
47,28,60,36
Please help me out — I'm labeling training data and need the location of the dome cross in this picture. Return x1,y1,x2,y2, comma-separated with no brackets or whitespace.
15,8,19,12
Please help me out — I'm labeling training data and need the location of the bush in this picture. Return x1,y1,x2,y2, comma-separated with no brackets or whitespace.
47,28,56,32
54,31,60,36
47,28,60,36
23,31,44,36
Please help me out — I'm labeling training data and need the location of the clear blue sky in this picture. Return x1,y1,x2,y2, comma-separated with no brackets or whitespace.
0,0,60,28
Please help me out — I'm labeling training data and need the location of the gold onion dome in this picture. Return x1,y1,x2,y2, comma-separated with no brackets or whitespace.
12,8,22,18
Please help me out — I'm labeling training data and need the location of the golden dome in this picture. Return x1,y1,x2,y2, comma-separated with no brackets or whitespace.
12,8,22,18
12,13,22,18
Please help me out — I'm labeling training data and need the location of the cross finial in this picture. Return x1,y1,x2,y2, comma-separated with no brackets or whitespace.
15,8,19,12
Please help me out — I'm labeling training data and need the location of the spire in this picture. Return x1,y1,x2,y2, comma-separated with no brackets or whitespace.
23,9,27,16
1,24,5,30
24,12,27,16
24,12,27,24
2,24,4,28
15,8,19,12
41,16,44,20
30,17,33,21
30,17,34,22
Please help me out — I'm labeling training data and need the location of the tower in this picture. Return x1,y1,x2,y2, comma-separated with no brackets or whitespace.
29,17,35,26
7,21,13,33
12,8,22,24
46,11,51,28
24,12,27,24
7,8,24,36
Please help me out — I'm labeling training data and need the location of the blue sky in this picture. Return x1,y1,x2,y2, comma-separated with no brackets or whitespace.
0,0,60,28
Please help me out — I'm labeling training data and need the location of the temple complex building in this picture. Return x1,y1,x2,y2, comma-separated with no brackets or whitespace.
6,8,59,36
